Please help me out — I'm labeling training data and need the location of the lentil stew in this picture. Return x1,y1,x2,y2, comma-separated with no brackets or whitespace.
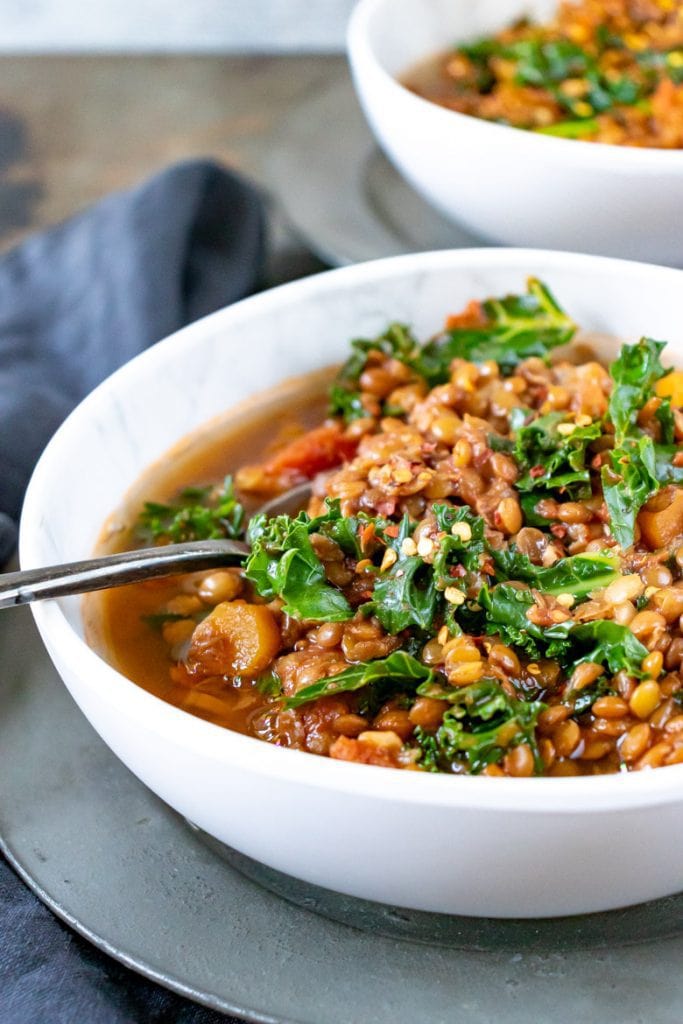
403,0,683,148
92,277,683,777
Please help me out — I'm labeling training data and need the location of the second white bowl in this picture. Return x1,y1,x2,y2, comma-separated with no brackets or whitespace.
348,0,683,265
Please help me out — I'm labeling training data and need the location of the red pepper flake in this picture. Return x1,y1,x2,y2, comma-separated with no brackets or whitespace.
591,453,605,470
449,565,466,578
550,524,568,539
529,465,546,479
383,524,400,539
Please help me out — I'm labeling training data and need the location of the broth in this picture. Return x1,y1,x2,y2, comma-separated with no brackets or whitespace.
86,368,333,734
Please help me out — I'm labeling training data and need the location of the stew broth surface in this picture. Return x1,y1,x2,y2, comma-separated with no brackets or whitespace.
87,369,333,735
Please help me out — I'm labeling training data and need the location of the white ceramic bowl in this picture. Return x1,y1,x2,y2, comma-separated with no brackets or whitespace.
21,248,683,918
348,0,683,266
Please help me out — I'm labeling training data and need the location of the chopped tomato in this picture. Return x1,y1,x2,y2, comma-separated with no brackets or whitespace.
445,300,487,331
264,423,358,479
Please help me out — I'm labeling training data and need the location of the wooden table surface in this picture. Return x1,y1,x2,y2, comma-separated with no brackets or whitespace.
0,55,347,272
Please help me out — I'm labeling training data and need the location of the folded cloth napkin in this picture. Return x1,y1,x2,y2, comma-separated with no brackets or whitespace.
0,159,265,1023
0,157,264,564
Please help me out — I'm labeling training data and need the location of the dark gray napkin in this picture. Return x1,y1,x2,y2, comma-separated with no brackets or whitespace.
0,157,264,561
0,159,265,1022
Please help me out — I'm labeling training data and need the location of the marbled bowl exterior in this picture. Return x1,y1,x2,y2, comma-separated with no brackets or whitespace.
20,249,683,917
348,0,683,266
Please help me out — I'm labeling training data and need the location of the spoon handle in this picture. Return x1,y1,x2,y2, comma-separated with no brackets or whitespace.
0,539,250,609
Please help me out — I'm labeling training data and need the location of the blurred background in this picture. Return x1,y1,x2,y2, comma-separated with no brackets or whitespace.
0,1,356,52
0,1,357,260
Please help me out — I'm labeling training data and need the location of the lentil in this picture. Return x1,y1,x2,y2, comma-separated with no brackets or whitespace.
98,283,683,779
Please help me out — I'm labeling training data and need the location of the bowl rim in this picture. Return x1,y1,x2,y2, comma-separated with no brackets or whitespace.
347,0,683,170
20,246,683,816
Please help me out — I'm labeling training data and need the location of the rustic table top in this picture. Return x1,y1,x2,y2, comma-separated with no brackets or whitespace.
0,54,346,273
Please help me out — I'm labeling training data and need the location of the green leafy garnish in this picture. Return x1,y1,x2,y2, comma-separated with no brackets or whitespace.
608,337,667,441
284,651,437,710
328,280,576,417
601,338,672,548
490,549,620,599
328,385,367,423
245,509,352,623
479,582,648,674
329,323,421,422
511,410,600,498
536,118,599,138
370,515,438,634
417,278,575,381
432,504,487,577
459,35,645,129
568,621,648,677
602,434,660,549
138,476,245,543
414,679,545,774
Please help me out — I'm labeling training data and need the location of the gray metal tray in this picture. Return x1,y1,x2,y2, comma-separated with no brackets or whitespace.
264,77,485,267
3,602,683,1023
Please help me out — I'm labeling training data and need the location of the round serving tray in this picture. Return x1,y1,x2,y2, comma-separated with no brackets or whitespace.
3,602,683,1023
263,75,485,267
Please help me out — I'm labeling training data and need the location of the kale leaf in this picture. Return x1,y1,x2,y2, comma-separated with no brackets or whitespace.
567,677,616,716
490,549,620,599
479,582,648,675
368,505,487,634
569,621,648,677
414,678,545,774
602,435,660,549
417,278,575,382
138,476,245,543
245,509,352,622
329,323,420,422
308,499,363,560
370,515,438,634
328,385,367,424
601,338,671,548
608,337,667,442
432,504,487,577
511,411,600,498
478,582,569,659
284,650,437,710
656,399,675,446
329,281,575,415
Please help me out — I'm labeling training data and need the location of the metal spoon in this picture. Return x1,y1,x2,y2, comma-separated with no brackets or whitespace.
0,483,312,609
